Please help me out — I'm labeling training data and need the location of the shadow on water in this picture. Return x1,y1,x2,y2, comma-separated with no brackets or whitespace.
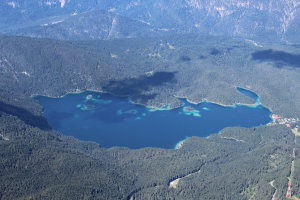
252,49,300,68
46,112,74,129
0,101,51,130
102,71,177,104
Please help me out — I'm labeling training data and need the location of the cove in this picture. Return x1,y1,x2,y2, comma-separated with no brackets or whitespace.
236,86,260,104
35,90,272,149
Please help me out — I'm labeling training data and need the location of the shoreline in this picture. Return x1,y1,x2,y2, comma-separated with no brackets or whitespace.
174,94,262,109
174,137,189,150
32,88,273,116
31,88,106,99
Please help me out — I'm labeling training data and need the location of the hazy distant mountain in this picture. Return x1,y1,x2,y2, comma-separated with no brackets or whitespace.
0,0,98,29
97,0,300,43
1,0,300,42
8,10,159,40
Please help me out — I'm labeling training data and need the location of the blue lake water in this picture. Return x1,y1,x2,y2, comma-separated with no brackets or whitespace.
35,89,272,149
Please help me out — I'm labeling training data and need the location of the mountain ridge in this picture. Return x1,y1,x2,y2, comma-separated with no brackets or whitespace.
6,10,160,40
1,0,300,42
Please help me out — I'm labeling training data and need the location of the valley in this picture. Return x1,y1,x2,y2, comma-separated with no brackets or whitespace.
1,1,300,199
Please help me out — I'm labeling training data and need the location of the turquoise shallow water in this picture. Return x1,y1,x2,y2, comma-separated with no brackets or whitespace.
35,89,272,149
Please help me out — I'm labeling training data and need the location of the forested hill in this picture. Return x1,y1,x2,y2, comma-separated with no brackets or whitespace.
1,0,300,43
0,34,299,118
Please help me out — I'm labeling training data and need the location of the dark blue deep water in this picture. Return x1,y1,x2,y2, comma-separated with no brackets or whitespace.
35,89,272,149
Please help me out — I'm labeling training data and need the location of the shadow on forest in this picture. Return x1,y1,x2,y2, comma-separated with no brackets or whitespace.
252,49,300,68
102,71,177,104
0,101,51,130
179,55,192,62
210,48,221,55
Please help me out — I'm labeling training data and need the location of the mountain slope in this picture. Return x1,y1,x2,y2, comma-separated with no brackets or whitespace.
1,0,300,42
7,10,159,40
98,0,300,42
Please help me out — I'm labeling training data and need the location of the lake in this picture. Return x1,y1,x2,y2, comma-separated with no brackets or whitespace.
35,89,272,149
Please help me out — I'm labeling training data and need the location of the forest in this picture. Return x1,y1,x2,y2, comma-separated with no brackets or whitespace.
0,34,299,117
0,34,299,199
0,87,297,199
